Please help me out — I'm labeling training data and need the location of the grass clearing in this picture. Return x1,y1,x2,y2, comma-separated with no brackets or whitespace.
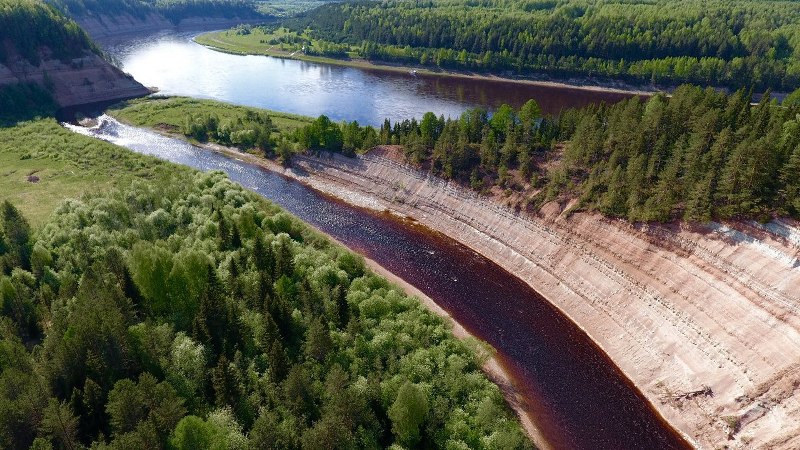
193,27,499,80
0,119,183,226
109,96,313,134
195,26,359,59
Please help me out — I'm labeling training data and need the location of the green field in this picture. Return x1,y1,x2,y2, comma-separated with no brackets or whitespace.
110,96,313,134
195,28,466,78
195,26,357,59
0,119,180,226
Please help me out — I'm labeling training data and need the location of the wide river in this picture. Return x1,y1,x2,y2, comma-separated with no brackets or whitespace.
84,31,690,449
104,30,632,125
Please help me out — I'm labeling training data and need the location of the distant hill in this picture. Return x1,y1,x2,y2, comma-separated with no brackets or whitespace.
44,0,268,38
0,0,100,66
0,0,148,120
49,0,263,23
284,0,800,92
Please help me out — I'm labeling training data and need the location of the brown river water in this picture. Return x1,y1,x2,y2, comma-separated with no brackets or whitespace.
59,29,687,448
64,115,691,450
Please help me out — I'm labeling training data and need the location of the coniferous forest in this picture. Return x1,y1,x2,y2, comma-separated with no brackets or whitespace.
5,0,800,449
285,0,800,91
367,86,800,222
116,86,800,224
0,0,100,65
46,0,263,23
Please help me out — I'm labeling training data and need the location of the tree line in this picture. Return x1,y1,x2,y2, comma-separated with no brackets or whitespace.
0,169,530,449
0,0,100,66
154,83,800,223
371,86,800,222
284,0,800,91
124,82,800,224
182,108,275,153
175,110,381,160
236,84,796,223
46,0,264,23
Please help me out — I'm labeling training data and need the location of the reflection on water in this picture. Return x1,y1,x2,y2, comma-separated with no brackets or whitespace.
65,117,691,450
103,31,632,125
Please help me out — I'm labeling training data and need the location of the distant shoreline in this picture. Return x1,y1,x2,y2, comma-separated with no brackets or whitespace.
193,33,660,98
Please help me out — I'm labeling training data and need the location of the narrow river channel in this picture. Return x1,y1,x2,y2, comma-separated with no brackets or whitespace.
65,117,691,450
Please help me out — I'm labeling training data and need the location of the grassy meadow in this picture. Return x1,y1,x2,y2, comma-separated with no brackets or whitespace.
195,26,355,57
0,119,181,226
110,96,313,135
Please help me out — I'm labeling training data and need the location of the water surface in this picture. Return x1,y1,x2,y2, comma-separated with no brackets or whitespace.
66,117,691,450
104,31,633,125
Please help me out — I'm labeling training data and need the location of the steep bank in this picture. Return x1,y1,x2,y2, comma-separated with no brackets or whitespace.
0,50,149,107
76,13,265,40
0,1,150,108
273,151,800,449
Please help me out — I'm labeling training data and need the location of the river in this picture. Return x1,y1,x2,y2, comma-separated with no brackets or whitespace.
102,30,632,125
65,116,691,450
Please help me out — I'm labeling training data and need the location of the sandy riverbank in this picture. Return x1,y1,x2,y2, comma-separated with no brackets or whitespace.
105,121,550,448
279,151,800,450
113,117,800,448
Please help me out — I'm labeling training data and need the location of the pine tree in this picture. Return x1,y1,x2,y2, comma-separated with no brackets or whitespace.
0,201,31,273
192,267,235,360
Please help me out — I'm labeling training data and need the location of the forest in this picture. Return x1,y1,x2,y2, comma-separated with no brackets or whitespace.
284,0,800,91
117,85,800,224
46,0,264,23
0,83,57,125
364,85,800,222
0,0,100,65
0,119,530,449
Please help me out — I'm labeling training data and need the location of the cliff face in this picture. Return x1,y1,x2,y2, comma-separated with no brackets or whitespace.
75,13,172,39
74,13,262,40
0,48,149,107
277,149,800,449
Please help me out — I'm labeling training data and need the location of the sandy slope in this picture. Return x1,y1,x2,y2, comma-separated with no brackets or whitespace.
77,13,263,40
273,150,800,449
0,49,149,107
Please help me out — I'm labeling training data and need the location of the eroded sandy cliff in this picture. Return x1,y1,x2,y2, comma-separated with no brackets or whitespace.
0,49,149,107
75,13,262,40
277,149,800,449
